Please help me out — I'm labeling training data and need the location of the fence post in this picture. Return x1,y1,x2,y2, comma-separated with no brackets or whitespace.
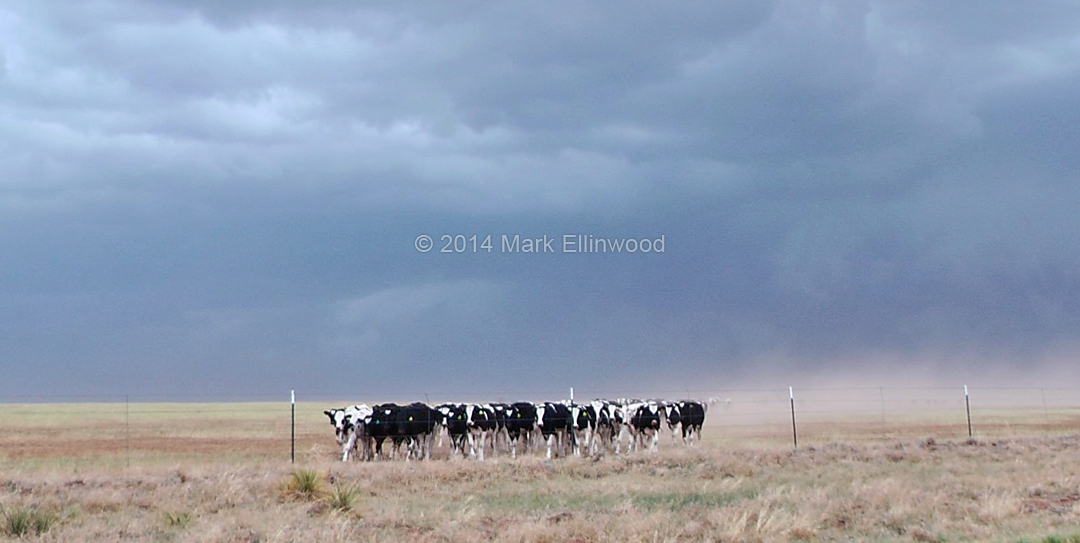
126,394,131,469
291,390,296,463
964,385,972,438
879,386,886,436
1041,388,1049,423
569,387,576,453
789,386,798,448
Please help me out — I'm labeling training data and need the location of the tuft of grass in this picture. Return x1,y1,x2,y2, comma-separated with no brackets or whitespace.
324,483,361,512
2,505,59,536
283,468,324,501
3,506,33,537
32,509,58,535
163,510,193,528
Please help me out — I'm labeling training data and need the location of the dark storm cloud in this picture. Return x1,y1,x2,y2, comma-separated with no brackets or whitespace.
2,0,1079,399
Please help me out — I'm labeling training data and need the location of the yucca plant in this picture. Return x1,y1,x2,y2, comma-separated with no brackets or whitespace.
283,469,324,500
325,484,361,512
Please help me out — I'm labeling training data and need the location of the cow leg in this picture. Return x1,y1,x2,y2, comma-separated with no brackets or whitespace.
573,429,587,457
342,431,357,462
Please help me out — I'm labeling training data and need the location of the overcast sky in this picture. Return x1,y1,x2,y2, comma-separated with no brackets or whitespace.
2,1,1079,400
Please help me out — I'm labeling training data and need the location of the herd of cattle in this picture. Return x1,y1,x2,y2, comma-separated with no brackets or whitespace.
323,398,715,462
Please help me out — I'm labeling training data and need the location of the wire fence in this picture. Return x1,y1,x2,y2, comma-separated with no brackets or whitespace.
1,385,1078,468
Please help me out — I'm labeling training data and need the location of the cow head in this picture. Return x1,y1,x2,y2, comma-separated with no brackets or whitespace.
663,403,681,429
324,408,350,444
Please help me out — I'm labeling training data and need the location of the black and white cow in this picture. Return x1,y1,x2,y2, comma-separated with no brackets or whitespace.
489,403,511,455
569,404,597,457
365,403,402,460
438,403,471,458
677,400,708,446
505,401,537,458
327,395,704,461
611,401,635,454
324,407,352,449
588,400,618,454
393,402,440,460
535,402,571,459
622,401,663,453
662,401,684,446
466,404,497,461
324,404,373,461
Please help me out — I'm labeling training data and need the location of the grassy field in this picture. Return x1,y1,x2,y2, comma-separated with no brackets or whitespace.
2,402,1080,542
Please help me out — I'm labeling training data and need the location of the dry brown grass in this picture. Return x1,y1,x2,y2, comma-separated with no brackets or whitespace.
0,435,1079,542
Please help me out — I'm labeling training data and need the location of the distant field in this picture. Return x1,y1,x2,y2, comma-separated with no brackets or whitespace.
3,399,1078,468
2,402,1080,542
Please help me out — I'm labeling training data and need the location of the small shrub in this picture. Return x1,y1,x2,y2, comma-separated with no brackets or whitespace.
164,511,193,528
283,469,324,501
325,484,360,512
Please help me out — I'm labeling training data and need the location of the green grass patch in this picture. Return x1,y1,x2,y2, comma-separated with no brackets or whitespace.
480,487,757,514
1008,535,1080,543
630,488,758,510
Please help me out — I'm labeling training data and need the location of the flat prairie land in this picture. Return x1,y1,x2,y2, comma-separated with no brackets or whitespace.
2,403,1080,542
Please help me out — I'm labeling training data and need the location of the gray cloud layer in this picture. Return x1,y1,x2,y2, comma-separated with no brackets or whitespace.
2,1,1079,399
